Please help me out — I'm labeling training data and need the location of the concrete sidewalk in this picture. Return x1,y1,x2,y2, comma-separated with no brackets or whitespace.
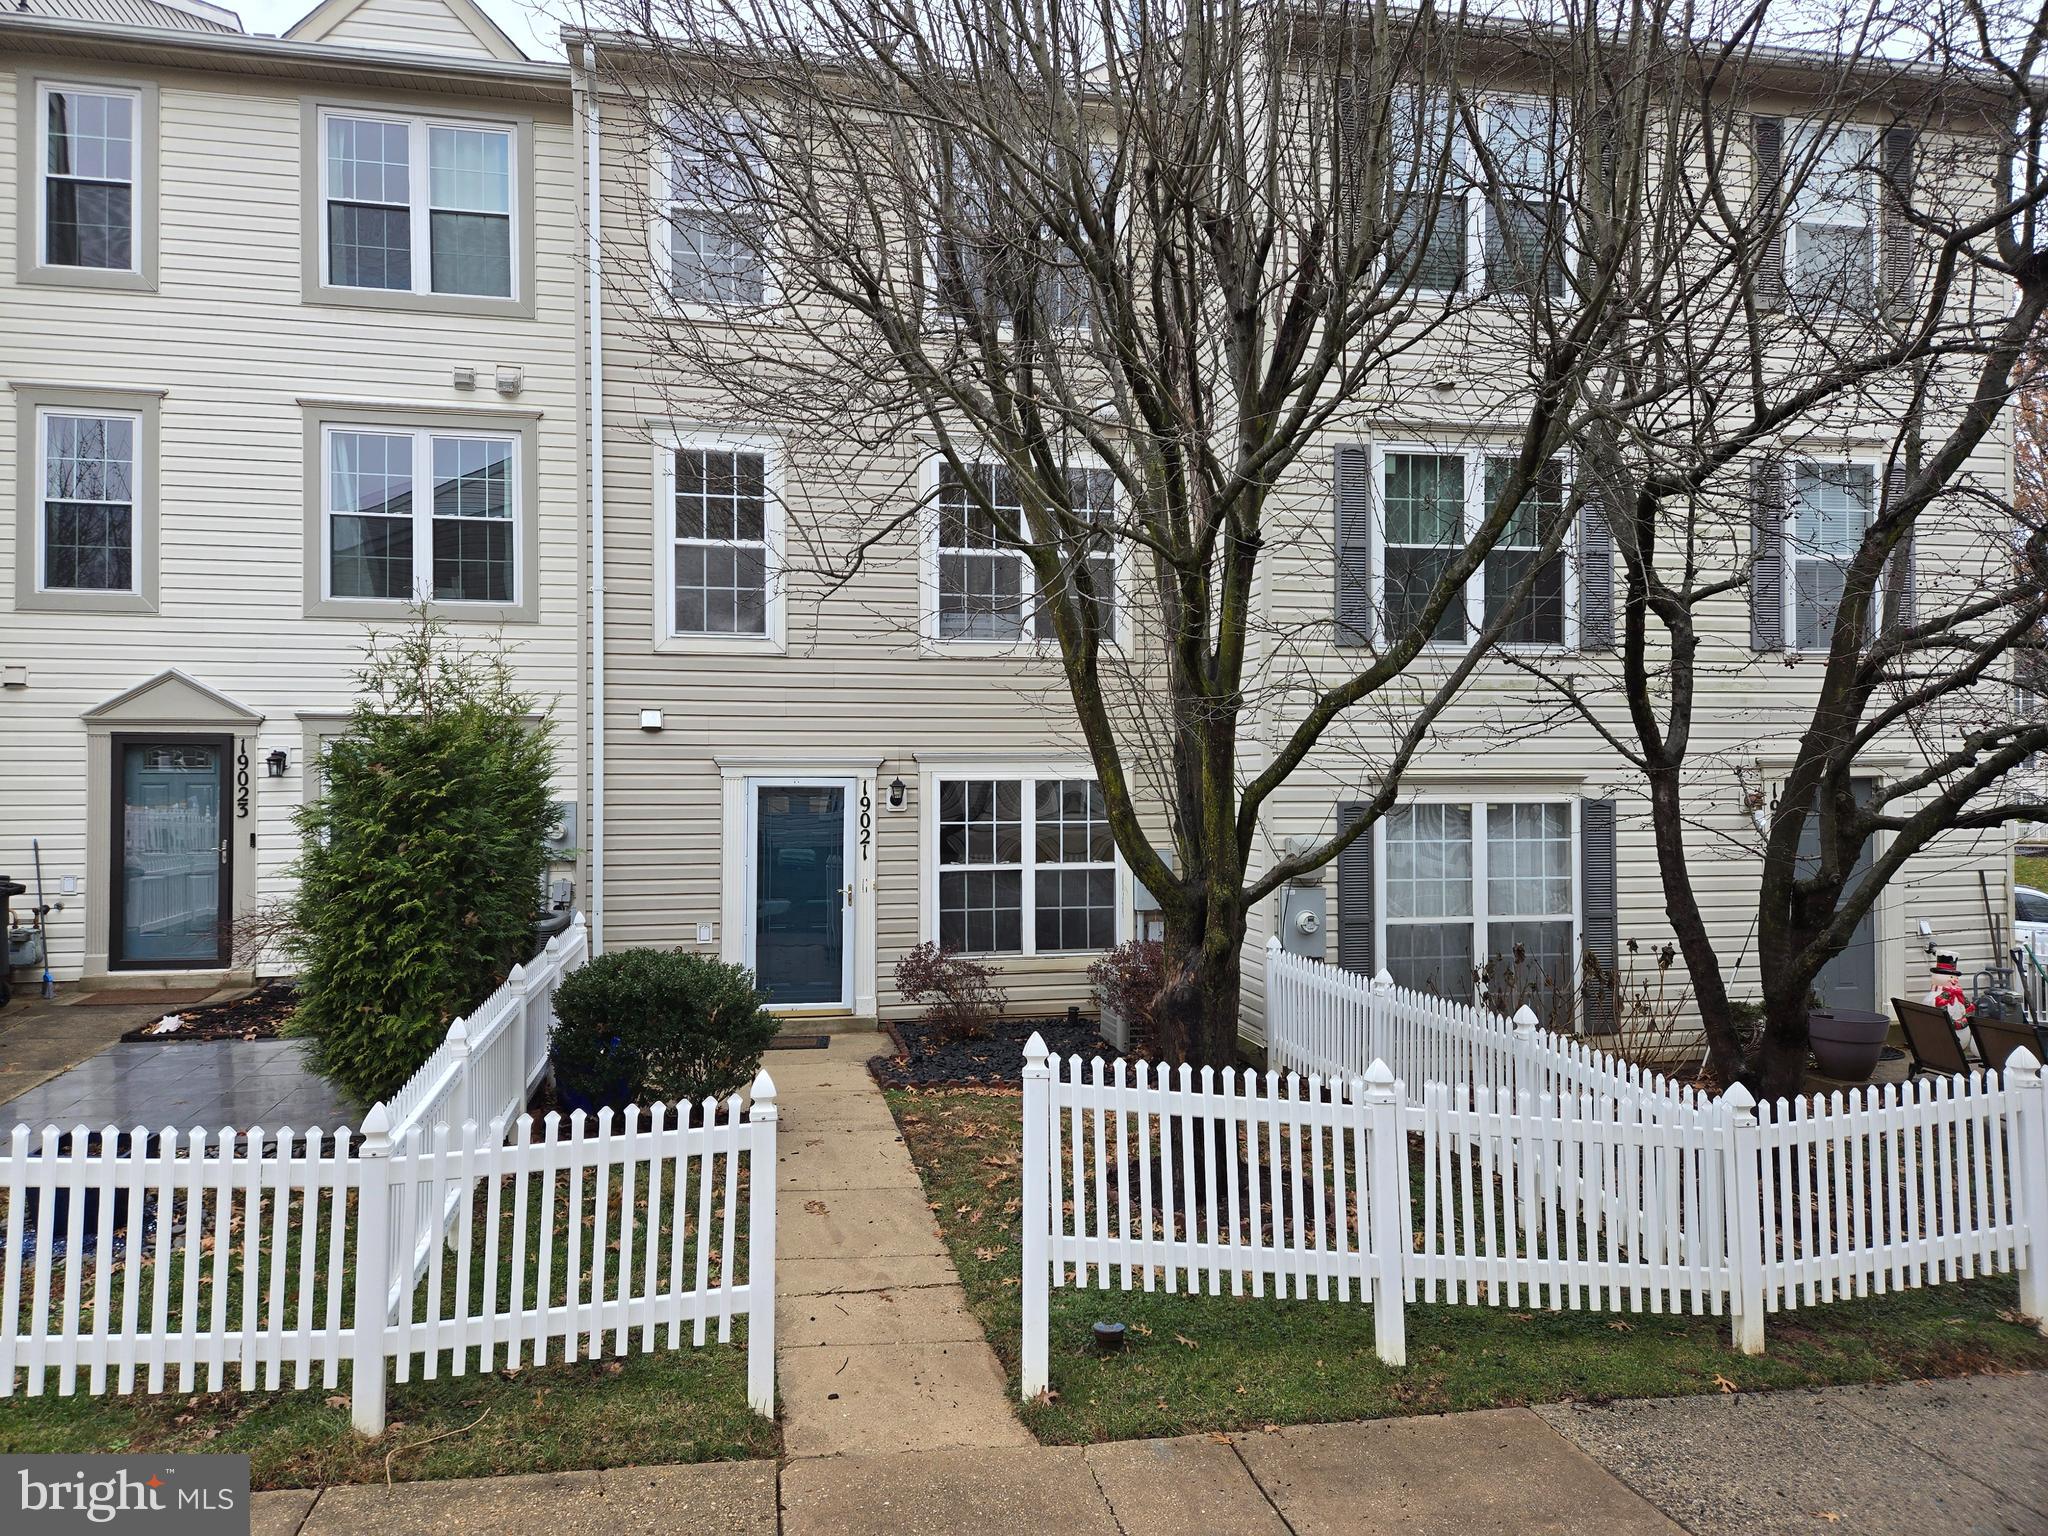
249,1372,2048,1535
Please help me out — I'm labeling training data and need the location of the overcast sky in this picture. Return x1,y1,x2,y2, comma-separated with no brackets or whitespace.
230,0,567,58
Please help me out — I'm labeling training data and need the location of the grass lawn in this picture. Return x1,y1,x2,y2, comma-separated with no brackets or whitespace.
888,1088,2048,1445
0,1341,774,1488
2019,852,2046,890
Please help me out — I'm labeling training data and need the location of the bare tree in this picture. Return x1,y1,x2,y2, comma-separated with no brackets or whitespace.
571,0,2045,1075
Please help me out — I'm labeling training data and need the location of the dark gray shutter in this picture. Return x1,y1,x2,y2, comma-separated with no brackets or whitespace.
1882,461,1917,632
1579,797,1619,1036
1750,456,1786,651
1334,442,1373,647
1579,478,1617,651
1752,115,1786,310
1336,801,1376,975
1335,76,1360,242
1880,125,1917,313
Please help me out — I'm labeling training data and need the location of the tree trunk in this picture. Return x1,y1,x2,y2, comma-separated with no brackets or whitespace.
1153,897,1246,1070
1645,765,1746,1084
1754,981,1814,1101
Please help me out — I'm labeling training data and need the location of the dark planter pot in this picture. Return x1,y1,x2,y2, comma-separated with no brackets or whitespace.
1808,1008,1892,1082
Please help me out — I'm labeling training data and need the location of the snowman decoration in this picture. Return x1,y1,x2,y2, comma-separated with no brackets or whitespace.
1925,952,1974,1032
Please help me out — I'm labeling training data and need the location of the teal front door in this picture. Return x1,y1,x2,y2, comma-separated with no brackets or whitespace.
112,735,231,968
751,783,849,1007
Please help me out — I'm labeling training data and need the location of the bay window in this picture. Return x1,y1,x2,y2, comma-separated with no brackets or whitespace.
934,775,1117,955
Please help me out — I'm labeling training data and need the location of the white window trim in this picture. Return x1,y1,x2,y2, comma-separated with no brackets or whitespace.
1375,794,1582,1013
650,112,780,317
1784,454,1881,654
652,428,787,654
916,453,1125,656
35,404,144,597
1390,90,1572,301
1784,121,1877,306
316,106,520,302
35,80,143,275
918,761,1129,959
1368,440,1579,653
318,423,523,608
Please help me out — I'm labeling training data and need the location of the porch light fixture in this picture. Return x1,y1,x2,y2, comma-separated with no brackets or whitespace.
265,749,289,778
887,776,907,810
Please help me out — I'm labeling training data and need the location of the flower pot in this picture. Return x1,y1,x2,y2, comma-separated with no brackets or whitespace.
1808,1008,1891,1082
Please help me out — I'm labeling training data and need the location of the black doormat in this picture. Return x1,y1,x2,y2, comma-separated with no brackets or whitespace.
767,1034,831,1050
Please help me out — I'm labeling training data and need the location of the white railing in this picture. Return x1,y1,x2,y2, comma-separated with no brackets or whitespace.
1019,1036,2048,1397
1265,940,1696,1121
382,912,591,1149
0,1083,779,1435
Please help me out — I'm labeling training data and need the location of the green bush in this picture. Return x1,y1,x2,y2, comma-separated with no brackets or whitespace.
286,619,555,1107
549,948,778,1113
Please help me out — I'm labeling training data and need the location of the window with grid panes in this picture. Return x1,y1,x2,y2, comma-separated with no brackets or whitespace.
672,448,770,635
40,411,136,592
936,462,1115,642
326,427,515,604
936,775,1119,955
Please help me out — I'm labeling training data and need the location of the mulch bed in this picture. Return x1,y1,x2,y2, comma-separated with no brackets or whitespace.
119,980,296,1043
872,1015,1126,1089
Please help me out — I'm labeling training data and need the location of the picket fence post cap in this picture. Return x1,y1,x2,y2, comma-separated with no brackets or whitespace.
1266,934,1283,952
2005,1046,2040,1079
506,962,528,987
1720,1081,1757,1113
1023,1032,1050,1067
749,1069,778,1108
1363,1059,1396,1091
572,909,588,927
360,1101,393,1144
1372,969,1394,989
1513,1005,1540,1034
446,1016,470,1047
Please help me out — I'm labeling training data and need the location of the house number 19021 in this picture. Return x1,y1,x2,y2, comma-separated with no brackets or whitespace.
858,792,872,858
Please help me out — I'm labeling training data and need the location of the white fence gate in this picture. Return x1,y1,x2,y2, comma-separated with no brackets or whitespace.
1019,1033,2048,1397
2,913,782,1430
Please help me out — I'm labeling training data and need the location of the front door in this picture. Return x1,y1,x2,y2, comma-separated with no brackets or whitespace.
1798,780,1878,1014
749,781,852,1008
111,735,232,969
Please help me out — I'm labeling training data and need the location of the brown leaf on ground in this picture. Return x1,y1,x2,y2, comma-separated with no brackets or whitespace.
1608,1320,1635,1333
1174,1333,1199,1350
1712,1374,1739,1393
804,1199,828,1216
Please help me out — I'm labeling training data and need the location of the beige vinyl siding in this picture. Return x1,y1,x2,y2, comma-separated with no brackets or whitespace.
303,0,504,60
0,58,582,980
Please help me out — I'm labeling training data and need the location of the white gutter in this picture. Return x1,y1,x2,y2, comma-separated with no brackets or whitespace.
582,42,606,954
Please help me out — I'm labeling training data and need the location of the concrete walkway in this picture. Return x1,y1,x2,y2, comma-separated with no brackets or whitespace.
767,1032,1030,1458
249,1373,2048,1535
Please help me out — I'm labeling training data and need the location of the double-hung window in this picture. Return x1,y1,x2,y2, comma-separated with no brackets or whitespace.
663,114,768,306
933,462,1116,644
1382,799,1576,1027
934,775,1117,955
1381,90,1565,299
322,110,515,300
324,426,518,606
38,409,138,593
666,445,780,641
38,84,138,271
1378,446,1569,648
1787,460,1876,650
1786,124,1874,308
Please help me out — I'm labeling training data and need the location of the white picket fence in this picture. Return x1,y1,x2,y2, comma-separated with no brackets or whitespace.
0,1091,779,1430
1266,940,1697,1121
1018,1036,2048,1397
1,912,783,1431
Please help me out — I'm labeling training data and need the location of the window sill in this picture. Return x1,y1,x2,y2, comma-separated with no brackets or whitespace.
305,595,537,624
655,631,788,656
921,637,1121,661
302,284,534,322
17,263,155,294
17,587,155,616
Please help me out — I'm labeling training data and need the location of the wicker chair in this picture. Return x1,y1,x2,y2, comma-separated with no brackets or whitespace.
1892,998,1972,1077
